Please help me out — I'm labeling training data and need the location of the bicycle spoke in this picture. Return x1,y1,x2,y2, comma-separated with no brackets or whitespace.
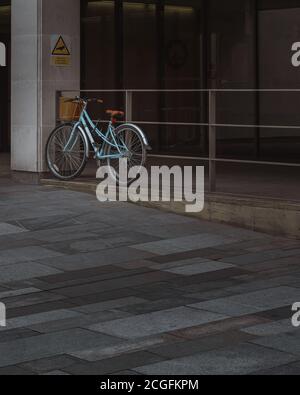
107,127,146,185
47,125,86,179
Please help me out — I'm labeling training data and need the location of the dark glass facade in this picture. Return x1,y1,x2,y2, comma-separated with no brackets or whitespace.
0,1,300,162
81,0,300,163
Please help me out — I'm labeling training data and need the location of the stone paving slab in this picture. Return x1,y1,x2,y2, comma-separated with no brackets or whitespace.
189,300,266,317
19,355,80,374
0,182,299,375
147,247,248,264
147,330,256,360
38,247,156,272
0,329,120,368
28,310,133,334
221,249,300,266
0,287,41,300
189,287,300,317
50,271,180,298
251,332,300,356
72,296,148,314
3,291,66,310
88,307,228,339
0,328,41,344
163,259,235,276
63,351,165,376
0,262,62,282
0,309,83,332
132,234,238,255
241,319,297,336
0,223,28,236
0,366,35,375
117,296,199,316
134,343,298,375
168,315,270,339
0,246,64,267
68,334,177,362
251,361,300,375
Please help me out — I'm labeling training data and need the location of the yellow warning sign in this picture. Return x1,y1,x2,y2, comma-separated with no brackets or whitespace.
52,57,71,66
51,35,71,67
52,36,70,56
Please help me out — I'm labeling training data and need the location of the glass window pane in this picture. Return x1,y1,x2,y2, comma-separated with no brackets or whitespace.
208,0,257,160
81,1,115,89
161,1,205,156
123,2,157,89
123,2,158,150
259,6,300,162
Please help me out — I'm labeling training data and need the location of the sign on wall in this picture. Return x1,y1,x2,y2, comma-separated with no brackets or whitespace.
51,35,71,67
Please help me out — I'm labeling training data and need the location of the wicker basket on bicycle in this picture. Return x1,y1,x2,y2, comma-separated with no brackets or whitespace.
59,97,83,122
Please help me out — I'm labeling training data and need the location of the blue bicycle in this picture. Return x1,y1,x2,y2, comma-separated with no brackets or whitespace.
46,97,150,182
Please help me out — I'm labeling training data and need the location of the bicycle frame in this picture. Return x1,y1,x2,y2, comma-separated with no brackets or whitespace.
67,105,127,160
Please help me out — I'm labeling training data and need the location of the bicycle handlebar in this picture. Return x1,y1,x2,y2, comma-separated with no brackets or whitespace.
86,98,104,104
64,97,104,105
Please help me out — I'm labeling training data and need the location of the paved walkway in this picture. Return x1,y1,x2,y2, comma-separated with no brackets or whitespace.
0,181,300,375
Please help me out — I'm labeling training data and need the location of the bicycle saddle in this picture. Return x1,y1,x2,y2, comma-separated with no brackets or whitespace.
106,110,125,119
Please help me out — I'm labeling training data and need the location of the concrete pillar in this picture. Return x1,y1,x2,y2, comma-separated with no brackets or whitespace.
11,0,80,180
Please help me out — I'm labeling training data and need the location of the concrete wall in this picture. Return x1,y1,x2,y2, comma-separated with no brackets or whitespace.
11,0,80,174
11,0,39,173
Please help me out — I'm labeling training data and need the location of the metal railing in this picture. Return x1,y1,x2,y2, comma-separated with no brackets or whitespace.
56,89,300,193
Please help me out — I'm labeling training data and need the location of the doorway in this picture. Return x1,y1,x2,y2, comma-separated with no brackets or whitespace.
81,0,206,156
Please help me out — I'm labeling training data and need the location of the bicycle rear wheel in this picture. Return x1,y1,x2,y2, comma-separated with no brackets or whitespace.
106,125,147,185
46,123,88,180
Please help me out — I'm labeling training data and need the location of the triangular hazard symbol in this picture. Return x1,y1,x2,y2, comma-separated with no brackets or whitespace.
52,36,70,56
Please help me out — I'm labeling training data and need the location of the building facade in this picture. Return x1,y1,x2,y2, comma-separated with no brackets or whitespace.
1,0,300,178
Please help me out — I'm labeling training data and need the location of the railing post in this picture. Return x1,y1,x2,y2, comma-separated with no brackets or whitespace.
55,90,61,126
125,90,133,122
209,90,217,192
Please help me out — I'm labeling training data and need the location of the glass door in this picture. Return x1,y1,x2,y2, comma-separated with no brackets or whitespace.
81,0,115,90
123,1,158,148
81,0,207,155
160,0,206,156
258,5,300,163
207,0,257,160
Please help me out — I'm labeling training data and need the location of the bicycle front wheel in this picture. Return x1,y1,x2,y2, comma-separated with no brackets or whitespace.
46,123,88,180
106,125,147,185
